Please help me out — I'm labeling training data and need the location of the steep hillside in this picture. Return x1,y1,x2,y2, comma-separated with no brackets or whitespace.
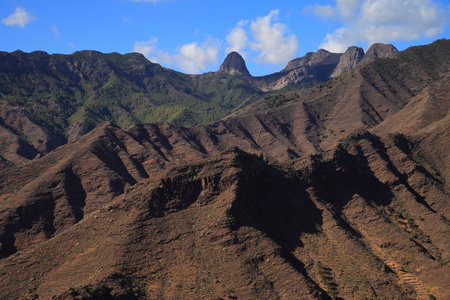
0,39,449,299
0,130,448,299
231,39,449,151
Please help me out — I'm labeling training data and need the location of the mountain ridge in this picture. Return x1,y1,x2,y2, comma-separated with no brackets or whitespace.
1,117,448,298
0,41,418,167
0,39,449,299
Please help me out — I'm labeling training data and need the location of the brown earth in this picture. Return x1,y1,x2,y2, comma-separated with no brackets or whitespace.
0,41,449,299
0,128,448,299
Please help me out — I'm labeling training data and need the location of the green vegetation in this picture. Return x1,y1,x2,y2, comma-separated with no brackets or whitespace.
264,93,295,108
0,51,261,139
0,39,448,141
397,39,450,79
20,285,38,300
317,261,338,299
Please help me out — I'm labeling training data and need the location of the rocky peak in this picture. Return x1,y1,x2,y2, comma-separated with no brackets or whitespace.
282,52,314,71
309,49,341,66
282,49,341,73
360,43,398,65
331,46,365,77
219,52,250,77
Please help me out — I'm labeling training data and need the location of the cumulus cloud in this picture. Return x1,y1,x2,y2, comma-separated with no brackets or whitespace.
249,10,299,65
134,37,159,58
174,40,220,73
305,0,360,21
320,28,360,53
226,27,248,57
2,7,36,28
133,37,219,74
133,37,173,65
225,10,299,66
135,10,297,73
315,0,448,52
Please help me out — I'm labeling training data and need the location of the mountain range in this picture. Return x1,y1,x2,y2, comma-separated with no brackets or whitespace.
0,39,449,299
0,42,401,166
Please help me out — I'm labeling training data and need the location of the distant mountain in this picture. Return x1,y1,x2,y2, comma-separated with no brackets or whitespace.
218,51,251,77
0,40,447,167
0,50,262,159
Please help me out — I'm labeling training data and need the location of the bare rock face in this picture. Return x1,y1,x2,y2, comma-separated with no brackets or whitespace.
218,51,250,77
360,43,399,65
331,46,365,77
282,49,342,72
260,49,341,91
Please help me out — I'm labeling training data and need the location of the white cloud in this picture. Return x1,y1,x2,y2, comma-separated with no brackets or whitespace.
226,27,248,57
320,28,360,53
225,10,299,66
133,37,219,74
135,10,298,73
336,0,361,21
134,37,159,58
317,0,448,52
305,0,360,21
174,40,220,73
50,25,60,38
249,10,299,65
304,4,336,20
2,7,36,28
133,37,173,65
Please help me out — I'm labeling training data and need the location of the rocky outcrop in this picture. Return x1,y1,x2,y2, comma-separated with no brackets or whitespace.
282,49,342,73
360,43,399,65
331,46,365,77
218,51,251,77
248,49,342,91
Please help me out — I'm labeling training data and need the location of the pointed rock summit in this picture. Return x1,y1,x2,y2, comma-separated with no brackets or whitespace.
331,46,365,77
219,52,250,76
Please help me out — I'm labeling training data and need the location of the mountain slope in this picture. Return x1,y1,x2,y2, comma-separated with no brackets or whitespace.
0,86,448,299
0,128,448,299
0,39,449,299
0,50,261,143
0,41,408,166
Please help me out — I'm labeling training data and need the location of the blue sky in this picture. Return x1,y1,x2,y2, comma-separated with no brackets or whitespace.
1,0,449,76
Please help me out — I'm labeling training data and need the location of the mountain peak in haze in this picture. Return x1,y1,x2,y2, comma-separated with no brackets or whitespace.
219,52,250,76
